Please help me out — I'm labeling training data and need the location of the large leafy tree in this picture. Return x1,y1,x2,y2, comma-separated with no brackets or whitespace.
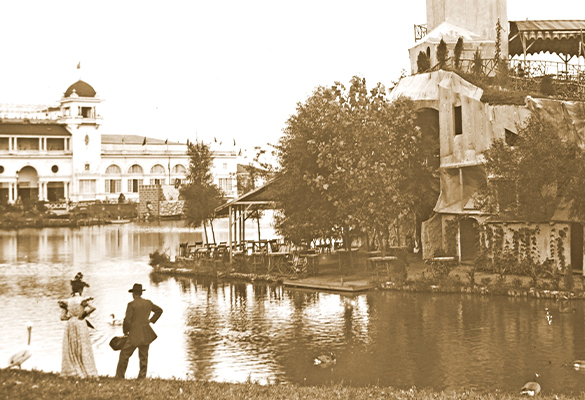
479,115,583,221
276,76,437,248
180,140,224,230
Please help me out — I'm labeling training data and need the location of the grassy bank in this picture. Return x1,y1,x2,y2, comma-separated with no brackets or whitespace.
1,369,582,400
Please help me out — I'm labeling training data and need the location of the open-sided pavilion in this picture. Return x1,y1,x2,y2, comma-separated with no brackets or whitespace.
214,179,279,263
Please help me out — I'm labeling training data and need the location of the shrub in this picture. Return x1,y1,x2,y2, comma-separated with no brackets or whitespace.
540,75,555,96
417,51,430,73
453,37,463,69
436,39,447,69
564,269,575,291
149,250,170,267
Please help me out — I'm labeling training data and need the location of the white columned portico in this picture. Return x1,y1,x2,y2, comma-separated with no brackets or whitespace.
8,182,14,203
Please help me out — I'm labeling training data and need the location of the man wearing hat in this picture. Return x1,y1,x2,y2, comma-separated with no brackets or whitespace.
115,283,163,379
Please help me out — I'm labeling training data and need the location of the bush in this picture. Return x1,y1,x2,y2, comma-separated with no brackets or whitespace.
540,75,556,96
149,250,170,267
564,270,575,291
417,51,430,73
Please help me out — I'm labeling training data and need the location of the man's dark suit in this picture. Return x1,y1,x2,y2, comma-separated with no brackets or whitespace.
115,296,163,379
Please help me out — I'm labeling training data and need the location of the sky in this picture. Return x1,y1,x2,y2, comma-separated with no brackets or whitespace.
0,0,584,158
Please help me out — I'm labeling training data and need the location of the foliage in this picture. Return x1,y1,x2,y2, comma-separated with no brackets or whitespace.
149,249,170,267
237,145,278,195
417,51,430,73
494,19,502,67
276,76,439,248
180,140,224,228
424,259,456,283
481,116,585,221
540,75,556,96
472,48,483,76
436,39,447,69
453,37,463,69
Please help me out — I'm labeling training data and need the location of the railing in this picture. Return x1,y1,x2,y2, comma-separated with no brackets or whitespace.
432,57,585,100
414,24,427,42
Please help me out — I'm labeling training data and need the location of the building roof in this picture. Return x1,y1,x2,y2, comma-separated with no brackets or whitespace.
509,20,585,57
418,21,485,44
64,80,97,98
215,178,279,216
101,135,183,145
0,122,71,136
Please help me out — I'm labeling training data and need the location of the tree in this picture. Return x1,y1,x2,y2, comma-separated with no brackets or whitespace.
417,51,430,73
478,115,582,221
436,39,448,69
276,76,439,250
494,19,509,85
453,37,463,70
180,140,224,235
472,48,483,77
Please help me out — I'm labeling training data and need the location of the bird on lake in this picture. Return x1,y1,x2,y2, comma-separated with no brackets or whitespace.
573,360,585,369
313,352,336,367
109,314,123,326
545,308,553,325
558,297,576,314
7,323,33,369
521,374,541,397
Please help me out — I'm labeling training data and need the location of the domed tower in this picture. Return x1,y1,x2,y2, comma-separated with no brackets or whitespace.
59,80,103,200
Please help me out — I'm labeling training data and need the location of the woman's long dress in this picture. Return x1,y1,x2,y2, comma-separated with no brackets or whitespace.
61,294,98,378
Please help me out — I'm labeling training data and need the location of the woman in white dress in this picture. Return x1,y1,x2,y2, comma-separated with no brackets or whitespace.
59,272,98,378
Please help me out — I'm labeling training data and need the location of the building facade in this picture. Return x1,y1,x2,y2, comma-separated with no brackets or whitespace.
0,80,237,205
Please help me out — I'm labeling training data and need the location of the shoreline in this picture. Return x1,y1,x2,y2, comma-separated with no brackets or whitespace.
150,253,585,301
0,368,578,400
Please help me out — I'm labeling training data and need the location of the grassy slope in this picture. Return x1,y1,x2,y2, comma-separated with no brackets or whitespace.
1,369,584,400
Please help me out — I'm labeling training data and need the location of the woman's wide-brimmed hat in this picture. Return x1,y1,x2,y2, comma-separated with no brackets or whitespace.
70,272,89,293
128,283,146,293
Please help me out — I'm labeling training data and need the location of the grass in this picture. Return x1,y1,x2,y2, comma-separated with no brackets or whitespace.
2,369,584,400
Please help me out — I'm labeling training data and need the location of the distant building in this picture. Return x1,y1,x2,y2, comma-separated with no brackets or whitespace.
0,80,237,205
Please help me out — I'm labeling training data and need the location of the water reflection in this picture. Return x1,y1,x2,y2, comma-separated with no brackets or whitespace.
3,222,585,394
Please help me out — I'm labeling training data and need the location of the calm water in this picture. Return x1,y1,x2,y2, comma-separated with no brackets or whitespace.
2,222,585,395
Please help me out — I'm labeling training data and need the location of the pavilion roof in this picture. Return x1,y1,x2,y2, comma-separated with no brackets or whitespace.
215,178,279,216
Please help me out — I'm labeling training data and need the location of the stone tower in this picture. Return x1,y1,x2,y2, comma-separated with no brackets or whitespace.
426,0,508,47
409,0,508,74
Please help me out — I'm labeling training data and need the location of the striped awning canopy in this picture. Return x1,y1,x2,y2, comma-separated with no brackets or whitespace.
509,20,585,58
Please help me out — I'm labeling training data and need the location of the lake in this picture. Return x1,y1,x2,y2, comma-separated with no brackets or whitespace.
1,221,585,395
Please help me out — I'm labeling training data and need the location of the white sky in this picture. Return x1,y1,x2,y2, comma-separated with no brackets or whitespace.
0,0,583,155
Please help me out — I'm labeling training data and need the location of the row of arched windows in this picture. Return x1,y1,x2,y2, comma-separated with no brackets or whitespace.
105,164,187,175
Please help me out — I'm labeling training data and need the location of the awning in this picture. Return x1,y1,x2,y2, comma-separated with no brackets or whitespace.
509,20,585,58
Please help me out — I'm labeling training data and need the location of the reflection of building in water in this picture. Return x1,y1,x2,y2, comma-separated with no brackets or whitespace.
0,80,237,205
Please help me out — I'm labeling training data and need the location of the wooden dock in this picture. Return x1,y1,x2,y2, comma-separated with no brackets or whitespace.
283,276,376,292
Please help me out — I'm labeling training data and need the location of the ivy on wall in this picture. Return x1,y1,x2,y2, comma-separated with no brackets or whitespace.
474,222,569,285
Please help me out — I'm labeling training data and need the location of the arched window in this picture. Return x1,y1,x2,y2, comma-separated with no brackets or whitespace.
150,164,165,174
128,164,143,174
105,164,121,174
172,164,186,174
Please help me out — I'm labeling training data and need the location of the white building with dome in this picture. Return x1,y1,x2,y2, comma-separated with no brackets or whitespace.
0,80,237,205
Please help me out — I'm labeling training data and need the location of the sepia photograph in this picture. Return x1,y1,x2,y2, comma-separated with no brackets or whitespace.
2,0,585,398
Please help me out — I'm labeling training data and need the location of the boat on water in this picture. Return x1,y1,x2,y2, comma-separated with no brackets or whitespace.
110,218,131,224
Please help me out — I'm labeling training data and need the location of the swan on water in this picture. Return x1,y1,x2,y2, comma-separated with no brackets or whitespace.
314,352,336,366
110,314,123,326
